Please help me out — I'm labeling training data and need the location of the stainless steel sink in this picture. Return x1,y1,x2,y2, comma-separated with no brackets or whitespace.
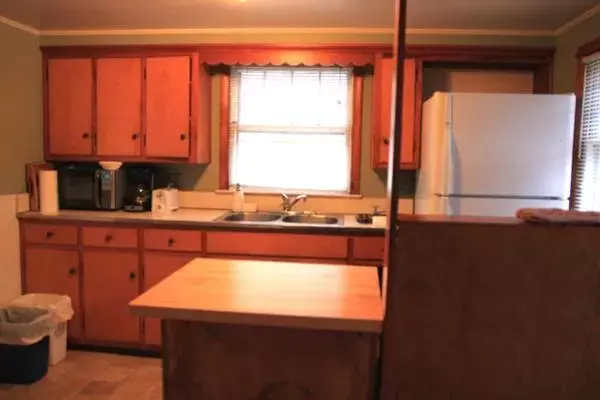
218,211,283,222
281,215,340,225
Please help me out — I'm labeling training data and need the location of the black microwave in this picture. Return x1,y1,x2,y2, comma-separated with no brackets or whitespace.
57,164,126,210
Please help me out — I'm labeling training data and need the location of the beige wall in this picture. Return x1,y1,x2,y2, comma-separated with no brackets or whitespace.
36,31,555,197
0,23,42,194
554,13,600,93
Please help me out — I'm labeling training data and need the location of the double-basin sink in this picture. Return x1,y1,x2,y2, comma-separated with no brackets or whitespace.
214,211,342,226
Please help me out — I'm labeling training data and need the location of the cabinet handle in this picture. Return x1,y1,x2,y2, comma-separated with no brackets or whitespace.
383,138,390,145
167,238,175,247
179,133,187,141
129,272,137,280
45,231,55,239
132,133,139,140
68,268,77,276
105,234,113,243
82,132,90,139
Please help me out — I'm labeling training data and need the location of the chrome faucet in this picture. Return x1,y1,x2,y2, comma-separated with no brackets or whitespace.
280,192,308,212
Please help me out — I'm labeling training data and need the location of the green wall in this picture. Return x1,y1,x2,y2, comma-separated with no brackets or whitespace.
39,31,556,197
554,14,600,93
0,23,43,194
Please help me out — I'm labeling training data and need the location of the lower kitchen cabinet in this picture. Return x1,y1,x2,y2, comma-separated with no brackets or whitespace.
82,250,140,344
143,252,199,346
20,219,384,349
24,247,83,340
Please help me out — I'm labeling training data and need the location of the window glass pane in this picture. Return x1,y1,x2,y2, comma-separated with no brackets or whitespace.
229,66,353,193
231,132,349,192
574,57,600,211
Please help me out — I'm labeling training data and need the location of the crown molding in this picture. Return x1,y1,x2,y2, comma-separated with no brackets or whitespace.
40,27,392,36
40,26,557,37
555,4,600,36
407,28,555,37
0,15,39,35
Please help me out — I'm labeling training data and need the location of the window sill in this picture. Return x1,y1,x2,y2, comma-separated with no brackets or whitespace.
215,189,363,199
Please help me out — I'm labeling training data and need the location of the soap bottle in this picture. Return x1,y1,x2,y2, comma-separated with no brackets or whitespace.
232,184,245,212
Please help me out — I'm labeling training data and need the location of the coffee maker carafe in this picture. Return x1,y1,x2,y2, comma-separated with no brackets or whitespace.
124,167,155,212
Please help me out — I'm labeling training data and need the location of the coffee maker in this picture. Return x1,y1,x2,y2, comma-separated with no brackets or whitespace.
123,166,155,212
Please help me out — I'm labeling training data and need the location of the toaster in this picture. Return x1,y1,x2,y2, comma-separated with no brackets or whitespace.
152,187,179,213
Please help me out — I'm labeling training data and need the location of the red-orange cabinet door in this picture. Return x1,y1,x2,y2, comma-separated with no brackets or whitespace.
145,56,191,158
96,58,142,156
375,57,418,168
143,252,198,346
83,250,140,344
24,248,82,340
47,58,93,156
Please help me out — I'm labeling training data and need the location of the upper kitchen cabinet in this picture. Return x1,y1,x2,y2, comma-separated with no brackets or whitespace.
96,58,143,157
46,58,94,157
43,51,210,164
145,56,192,159
372,55,422,170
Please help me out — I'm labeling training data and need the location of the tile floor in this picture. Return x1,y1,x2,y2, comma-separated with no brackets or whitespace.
0,351,161,400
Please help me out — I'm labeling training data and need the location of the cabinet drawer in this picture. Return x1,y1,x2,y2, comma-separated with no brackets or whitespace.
144,229,203,252
206,232,348,260
23,223,78,246
82,226,138,248
353,237,385,261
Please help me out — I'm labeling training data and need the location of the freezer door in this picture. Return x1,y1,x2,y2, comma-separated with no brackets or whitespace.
444,93,575,199
445,196,569,217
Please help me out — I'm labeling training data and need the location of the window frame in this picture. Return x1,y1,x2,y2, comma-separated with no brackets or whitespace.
218,68,364,195
571,36,600,210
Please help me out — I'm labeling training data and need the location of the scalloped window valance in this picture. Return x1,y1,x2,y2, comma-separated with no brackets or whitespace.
197,45,389,67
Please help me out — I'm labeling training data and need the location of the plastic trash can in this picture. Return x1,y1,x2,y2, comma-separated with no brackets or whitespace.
0,306,52,384
9,294,74,365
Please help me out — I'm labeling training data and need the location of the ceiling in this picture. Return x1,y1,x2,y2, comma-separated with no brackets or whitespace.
0,0,597,32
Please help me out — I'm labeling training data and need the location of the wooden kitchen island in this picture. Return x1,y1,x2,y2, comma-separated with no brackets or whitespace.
129,258,383,400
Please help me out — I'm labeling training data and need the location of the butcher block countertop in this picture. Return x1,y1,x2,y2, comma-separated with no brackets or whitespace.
129,258,384,333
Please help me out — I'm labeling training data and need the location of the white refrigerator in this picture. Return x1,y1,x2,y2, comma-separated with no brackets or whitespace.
415,92,576,217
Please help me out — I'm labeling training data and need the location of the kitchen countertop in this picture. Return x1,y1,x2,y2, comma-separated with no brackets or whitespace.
18,209,386,236
129,258,384,333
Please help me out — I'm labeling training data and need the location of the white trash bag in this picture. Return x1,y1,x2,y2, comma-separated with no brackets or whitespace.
0,306,54,345
9,294,74,325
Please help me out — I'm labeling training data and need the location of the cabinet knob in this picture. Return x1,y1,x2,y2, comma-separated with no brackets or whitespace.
179,133,187,141
132,133,139,140
167,238,175,247
129,272,137,280
105,234,113,243
68,268,77,276
82,132,90,139
383,138,390,145
45,231,55,239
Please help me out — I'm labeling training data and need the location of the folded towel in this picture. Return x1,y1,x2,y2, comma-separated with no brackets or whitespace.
516,208,600,225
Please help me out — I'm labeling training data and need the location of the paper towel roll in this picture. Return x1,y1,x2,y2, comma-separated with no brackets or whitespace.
39,170,59,214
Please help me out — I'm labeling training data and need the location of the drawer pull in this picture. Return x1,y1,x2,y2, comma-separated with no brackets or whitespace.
105,235,113,243
129,272,137,280
167,238,175,247
68,268,77,276
45,231,55,239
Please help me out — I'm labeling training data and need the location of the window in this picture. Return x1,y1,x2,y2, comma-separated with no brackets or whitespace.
228,67,353,193
573,54,600,211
